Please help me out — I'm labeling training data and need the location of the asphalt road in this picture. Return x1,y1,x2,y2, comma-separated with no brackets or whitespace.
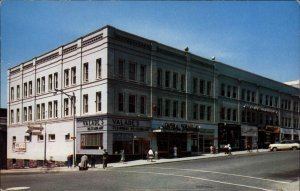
1,151,299,191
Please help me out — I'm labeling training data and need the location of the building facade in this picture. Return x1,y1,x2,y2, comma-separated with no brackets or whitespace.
0,108,7,169
7,25,300,168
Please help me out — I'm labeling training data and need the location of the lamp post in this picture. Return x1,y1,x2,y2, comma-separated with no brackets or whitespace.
54,89,76,167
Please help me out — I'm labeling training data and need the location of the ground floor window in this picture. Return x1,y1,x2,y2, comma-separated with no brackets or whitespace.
113,133,133,155
157,133,187,155
80,133,103,149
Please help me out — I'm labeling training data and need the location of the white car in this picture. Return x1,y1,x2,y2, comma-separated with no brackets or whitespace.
269,140,300,151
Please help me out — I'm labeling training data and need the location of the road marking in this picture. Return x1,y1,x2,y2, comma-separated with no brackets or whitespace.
149,167,289,184
119,170,274,191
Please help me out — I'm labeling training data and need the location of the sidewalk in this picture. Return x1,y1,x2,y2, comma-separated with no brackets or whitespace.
1,149,269,174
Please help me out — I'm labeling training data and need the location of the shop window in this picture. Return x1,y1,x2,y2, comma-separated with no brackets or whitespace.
81,133,103,150
113,133,133,154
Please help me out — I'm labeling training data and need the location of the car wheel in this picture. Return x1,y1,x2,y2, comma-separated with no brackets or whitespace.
272,147,277,151
292,147,297,150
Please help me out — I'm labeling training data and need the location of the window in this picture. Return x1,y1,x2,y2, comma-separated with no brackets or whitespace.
242,110,246,122
247,90,250,102
157,69,162,87
259,94,263,104
129,62,136,81
172,101,178,117
11,87,14,100
10,110,14,124
140,65,146,83
200,80,205,95
36,104,41,120
28,106,32,121
83,63,89,82
17,85,20,99
16,109,20,122
221,84,225,97
129,95,136,113
274,97,278,108
232,86,237,99
251,92,256,103
48,74,53,91
232,109,237,121
29,81,33,96
140,96,146,114
65,133,70,140
13,136,16,142
54,73,58,89
270,96,273,106
80,133,103,149
25,135,31,142
37,78,41,94
38,135,44,141
207,81,211,96
200,105,205,120
96,58,102,79
227,85,231,98
72,96,76,116
41,103,45,119
165,100,170,117
24,83,28,97
54,101,58,118
265,95,269,106
118,93,124,112
220,107,225,120
193,78,197,94
207,106,212,121
165,71,170,88
181,102,186,118
227,109,231,121
48,102,53,118
96,92,101,112
241,89,245,100
172,73,178,89
193,104,198,120
64,98,69,116
64,69,69,87
71,67,76,85
157,98,162,116
41,77,45,93
118,59,125,79
83,94,88,113
48,134,55,141
23,107,27,122
181,74,185,91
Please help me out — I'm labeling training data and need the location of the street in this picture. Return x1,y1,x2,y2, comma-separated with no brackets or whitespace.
1,151,299,191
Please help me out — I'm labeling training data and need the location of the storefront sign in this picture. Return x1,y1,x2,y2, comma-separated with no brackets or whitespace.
243,104,278,114
14,142,26,152
111,118,149,132
241,126,258,137
81,119,104,131
281,128,293,135
265,126,280,133
153,122,200,133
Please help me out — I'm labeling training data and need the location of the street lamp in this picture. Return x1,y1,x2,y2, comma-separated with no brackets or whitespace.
54,89,76,167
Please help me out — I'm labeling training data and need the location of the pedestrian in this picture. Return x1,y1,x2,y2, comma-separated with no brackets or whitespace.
79,155,88,170
147,148,154,162
120,149,125,163
228,144,232,155
246,144,251,152
102,149,108,169
173,146,178,158
90,155,96,168
67,154,72,168
224,144,228,154
210,145,214,154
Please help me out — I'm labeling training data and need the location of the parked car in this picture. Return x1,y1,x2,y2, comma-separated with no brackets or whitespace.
268,140,300,151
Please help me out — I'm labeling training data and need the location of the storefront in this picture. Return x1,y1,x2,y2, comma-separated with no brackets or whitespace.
218,123,242,150
258,126,280,148
293,130,300,141
280,128,293,141
241,125,258,149
76,116,151,158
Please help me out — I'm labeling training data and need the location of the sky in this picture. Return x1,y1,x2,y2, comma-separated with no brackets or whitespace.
1,1,299,107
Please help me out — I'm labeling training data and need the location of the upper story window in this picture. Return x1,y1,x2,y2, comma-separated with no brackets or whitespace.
200,105,205,120
10,110,14,124
64,98,69,116
29,81,33,96
172,101,178,118
192,78,197,94
17,85,20,99
140,96,146,114
221,84,225,97
181,101,186,118
157,98,162,116
54,73,58,89
23,107,27,122
274,97,278,108
180,74,185,91
207,106,212,121
270,96,273,106
11,87,14,101
157,69,162,87
16,109,20,122
129,94,136,113
48,74,53,91
24,83,28,97
41,77,45,93
172,73,178,89
118,59,125,79
64,69,70,87
41,103,45,119
118,93,124,112
48,102,53,118
129,62,136,81
165,100,170,117
37,78,41,94
165,71,170,88
241,89,246,101
265,95,269,106
227,85,231,98
71,67,76,85
54,100,58,118
96,92,101,112
36,104,41,120
259,94,263,104
246,90,251,102
232,86,237,99
28,106,32,121
83,94,88,113
48,134,56,141
251,92,256,103
83,63,89,82
193,104,198,120
96,58,102,79
200,80,205,95
140,65,146,83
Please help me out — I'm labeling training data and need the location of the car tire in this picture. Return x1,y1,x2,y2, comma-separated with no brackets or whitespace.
272,147,277,151
292,147,297,150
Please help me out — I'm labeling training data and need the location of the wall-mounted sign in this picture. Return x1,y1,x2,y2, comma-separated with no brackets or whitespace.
14,142,26,152
110,118,149,132
80,119,104,131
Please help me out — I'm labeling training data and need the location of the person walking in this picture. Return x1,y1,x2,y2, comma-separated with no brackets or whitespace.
228,144,232,155
147,148,154,162
120,149,125,163
102,149,108,169
67,154,72,168
90,155,96,168
173,146,178,158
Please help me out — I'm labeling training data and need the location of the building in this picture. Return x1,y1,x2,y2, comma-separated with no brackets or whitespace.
7,25,300,168
0,108,7,169
284,80,300,89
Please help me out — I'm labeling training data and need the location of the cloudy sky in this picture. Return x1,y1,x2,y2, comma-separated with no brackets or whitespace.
1,1,299,107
